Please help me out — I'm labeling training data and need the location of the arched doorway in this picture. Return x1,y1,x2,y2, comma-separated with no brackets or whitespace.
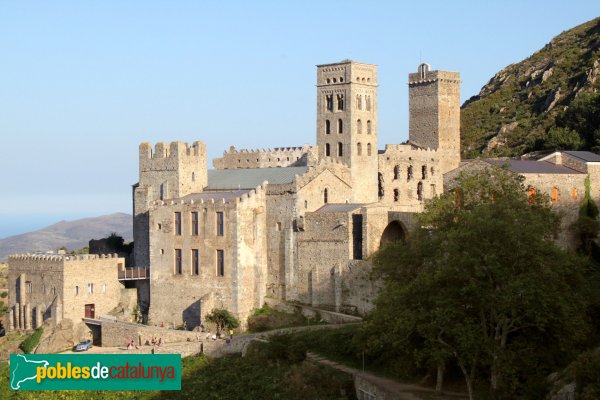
379,221,406,248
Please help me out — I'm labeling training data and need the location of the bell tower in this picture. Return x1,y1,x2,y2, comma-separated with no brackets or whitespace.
408,63,461,174
316,60,378,203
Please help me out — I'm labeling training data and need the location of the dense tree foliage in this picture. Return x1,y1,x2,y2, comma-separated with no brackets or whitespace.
363,168,590,399
205,308,239,334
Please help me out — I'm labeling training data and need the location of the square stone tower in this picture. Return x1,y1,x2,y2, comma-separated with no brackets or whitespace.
408,63,461,174
316,60,379,203
133,141,207,268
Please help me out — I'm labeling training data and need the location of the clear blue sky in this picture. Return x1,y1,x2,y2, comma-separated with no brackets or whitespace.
1,1,599,238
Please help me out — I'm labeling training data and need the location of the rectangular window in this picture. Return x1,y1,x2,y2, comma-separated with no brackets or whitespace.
175,212,182,235
192,249,199,275
352,214,363,260
26,281,32,293
216,250,224,277
87,283,94,294
216,211,224,236
175,249,182,274
191,212,199,236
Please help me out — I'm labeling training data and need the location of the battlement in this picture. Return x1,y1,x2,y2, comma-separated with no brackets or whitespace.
9,253,121,262
213,145,314,169
380,143,439,156
139,141,205,160
408,63,460,86
150,181,268,208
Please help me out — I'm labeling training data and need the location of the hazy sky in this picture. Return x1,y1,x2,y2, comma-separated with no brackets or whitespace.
1,1,599,238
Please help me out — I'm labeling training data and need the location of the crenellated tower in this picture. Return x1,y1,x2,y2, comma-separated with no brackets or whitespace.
133,141,207,268
316,60,379,203
408,63,461,174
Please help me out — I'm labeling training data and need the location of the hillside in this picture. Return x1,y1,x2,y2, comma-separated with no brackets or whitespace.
461,17,600,158
0,213,132,261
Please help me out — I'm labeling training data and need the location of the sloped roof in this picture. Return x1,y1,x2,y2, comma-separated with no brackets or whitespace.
206,167,308,190
483,159,583,174
315,203,364,213
564,151,600,162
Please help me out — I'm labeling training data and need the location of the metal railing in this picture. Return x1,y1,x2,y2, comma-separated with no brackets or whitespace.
118,268,149,280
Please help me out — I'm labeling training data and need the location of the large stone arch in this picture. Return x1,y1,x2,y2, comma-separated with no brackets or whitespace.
379,220,407,248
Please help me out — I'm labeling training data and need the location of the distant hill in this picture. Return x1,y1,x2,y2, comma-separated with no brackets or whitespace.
0,213,132,261
461,17,600,158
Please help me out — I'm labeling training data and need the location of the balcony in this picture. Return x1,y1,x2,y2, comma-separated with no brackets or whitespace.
118,268,149,280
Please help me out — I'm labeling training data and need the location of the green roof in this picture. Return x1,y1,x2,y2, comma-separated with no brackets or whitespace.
206,167,308,190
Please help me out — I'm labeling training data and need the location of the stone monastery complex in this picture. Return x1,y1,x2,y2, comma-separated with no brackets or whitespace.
8,60,600,340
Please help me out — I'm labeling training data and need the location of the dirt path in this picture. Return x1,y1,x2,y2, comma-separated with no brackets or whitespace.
307,352,468,400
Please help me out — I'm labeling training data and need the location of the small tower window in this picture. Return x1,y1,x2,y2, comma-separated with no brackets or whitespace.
325,143,331,157
323,188,328,204
366,95,371,111
338,119,343,134
417,182,423,201
431,166,435,176
326,95,333,111
367,120,372,134
337,94,344,110
422,165,427,179
356,94,362,110
407,166,414,181
325,120,331,134
393,165,400,180
393,189,399,202
357,119,362,134
192,172,195,182
367,143,372,156
338,142,343,156
357,142,362,156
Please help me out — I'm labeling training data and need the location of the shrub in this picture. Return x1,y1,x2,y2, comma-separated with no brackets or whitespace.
247,307,307,332
0,291,7,298
19,327,44,354
575,348,600,400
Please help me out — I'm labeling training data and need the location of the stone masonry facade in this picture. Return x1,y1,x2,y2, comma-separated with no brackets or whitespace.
7,254,132,340
10,60,600,338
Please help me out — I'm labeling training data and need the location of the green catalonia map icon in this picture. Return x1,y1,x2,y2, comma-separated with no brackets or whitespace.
10,354,49,390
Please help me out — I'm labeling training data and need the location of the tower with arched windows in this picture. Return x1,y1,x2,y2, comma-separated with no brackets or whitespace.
315,60,379,203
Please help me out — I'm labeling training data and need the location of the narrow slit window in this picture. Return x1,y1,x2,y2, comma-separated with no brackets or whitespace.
216,250,225,277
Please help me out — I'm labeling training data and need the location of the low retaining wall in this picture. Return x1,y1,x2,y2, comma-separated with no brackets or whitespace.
264,298,363,324
100,318,198,347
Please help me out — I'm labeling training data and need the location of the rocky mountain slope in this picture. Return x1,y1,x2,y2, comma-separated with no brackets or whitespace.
0,213,132,261
461,17,600,158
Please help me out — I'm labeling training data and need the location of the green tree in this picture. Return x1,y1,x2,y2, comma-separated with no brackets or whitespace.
364,168,589,399
574,175,600,257
205,309,239,335
555,92,600,151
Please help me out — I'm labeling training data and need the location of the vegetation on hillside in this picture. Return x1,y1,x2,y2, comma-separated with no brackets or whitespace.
461,17,600,158
360,168,596,399
19,327,44,354
247,305,317,332
0,335,355,400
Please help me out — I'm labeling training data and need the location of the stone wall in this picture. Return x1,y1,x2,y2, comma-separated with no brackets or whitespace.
212,145,315,169
100,318,198,347
7,254,124,338
134,141,207,268
377,144,443,207
148,184,267,329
